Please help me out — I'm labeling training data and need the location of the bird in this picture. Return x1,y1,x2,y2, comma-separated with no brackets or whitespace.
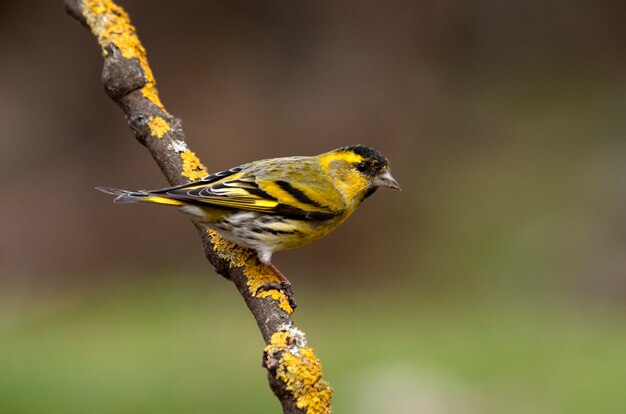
97,144,400,291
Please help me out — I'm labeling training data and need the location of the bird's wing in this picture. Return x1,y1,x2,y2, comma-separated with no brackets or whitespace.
150,162,343,220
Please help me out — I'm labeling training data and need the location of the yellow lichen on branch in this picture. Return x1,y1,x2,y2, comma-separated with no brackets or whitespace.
81,0,165,110
181,150,209,181
209,230,294,314
148,116,170,138
266,331,333,414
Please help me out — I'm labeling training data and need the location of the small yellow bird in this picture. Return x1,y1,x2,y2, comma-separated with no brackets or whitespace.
97,145,400,288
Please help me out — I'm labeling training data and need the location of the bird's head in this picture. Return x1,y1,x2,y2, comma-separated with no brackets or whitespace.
319,144,400,206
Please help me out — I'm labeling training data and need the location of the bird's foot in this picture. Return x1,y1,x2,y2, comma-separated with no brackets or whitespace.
255,281,297,310
254,263,297,310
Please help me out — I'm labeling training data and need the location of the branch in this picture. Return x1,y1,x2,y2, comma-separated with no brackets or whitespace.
64,1,332,413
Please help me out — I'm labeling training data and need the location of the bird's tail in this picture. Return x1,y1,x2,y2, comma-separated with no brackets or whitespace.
95,187,184,206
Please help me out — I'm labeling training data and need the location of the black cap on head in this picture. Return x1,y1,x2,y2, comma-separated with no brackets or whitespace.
339,144,389,166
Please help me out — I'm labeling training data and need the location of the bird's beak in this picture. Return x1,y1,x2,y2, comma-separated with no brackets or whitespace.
374,170,401,190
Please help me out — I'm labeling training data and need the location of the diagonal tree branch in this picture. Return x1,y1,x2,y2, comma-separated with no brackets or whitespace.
64,1,332,413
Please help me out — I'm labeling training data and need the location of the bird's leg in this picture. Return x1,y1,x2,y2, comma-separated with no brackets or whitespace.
255,263,297,310
268,263,291,287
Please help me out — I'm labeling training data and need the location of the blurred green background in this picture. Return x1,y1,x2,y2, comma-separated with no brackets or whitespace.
1,1,625,413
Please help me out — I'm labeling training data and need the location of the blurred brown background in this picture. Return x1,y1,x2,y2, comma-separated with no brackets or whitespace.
0,1,625,413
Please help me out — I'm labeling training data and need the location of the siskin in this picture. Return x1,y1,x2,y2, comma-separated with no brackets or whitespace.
97,145,400,288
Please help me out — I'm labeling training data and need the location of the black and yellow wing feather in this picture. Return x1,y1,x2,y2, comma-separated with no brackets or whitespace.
100,157,345,221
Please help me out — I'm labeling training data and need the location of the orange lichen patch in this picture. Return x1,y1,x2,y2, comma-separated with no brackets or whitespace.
181,150,208,181
148,116,170,138
265,331,333,413
141,84,162,108
81,0,165,110
261,290,293,313
209,230,294,314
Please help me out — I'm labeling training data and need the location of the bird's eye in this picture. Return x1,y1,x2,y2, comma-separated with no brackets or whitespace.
356,162,369,173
